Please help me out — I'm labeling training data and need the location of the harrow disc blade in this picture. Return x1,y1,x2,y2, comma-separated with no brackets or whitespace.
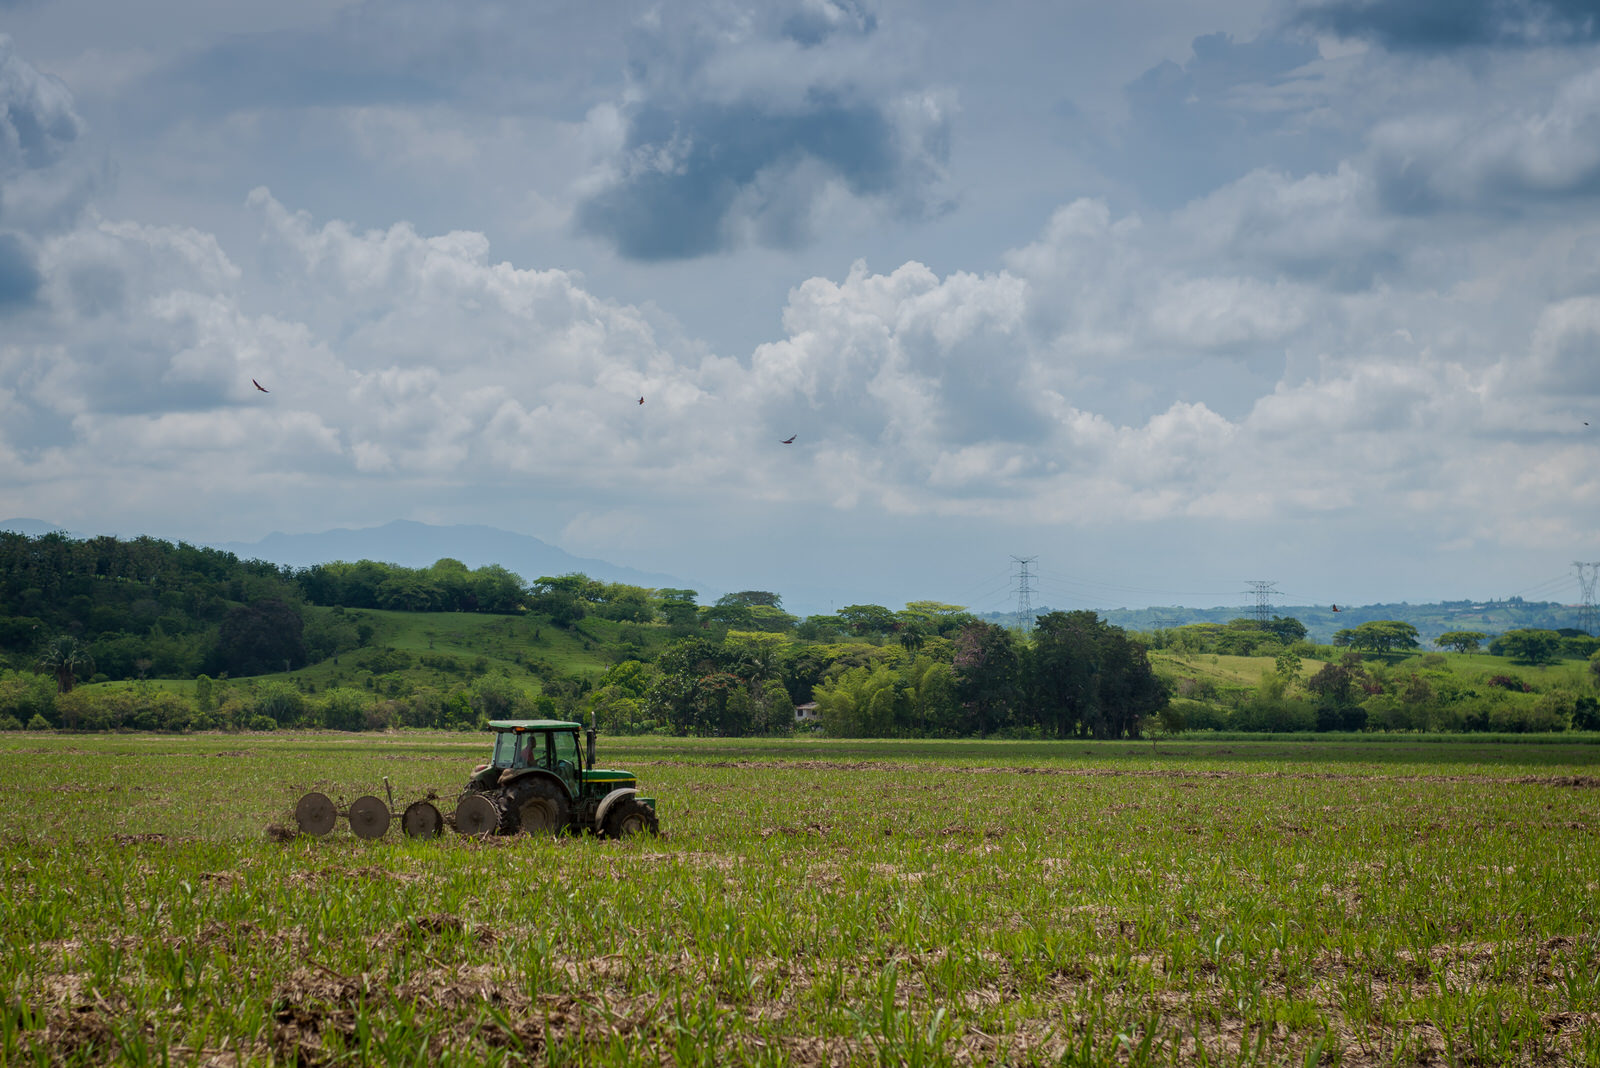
349,795,391,840
455,793,499,836
294,792,337,837
402,800,443,839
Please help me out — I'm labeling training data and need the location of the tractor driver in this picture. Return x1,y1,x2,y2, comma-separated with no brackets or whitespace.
521,734,539,767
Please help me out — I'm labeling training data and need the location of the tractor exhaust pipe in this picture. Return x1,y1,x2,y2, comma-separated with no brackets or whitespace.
586,711,597,769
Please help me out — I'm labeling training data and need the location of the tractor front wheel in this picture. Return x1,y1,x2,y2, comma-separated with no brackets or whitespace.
602,797,659,839
506,778,571,836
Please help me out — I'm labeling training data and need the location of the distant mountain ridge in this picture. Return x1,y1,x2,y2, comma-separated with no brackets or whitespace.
2,517,701,594
210,520,697,592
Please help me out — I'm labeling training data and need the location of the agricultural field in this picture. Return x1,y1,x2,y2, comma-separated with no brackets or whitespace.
1,733,1598,1065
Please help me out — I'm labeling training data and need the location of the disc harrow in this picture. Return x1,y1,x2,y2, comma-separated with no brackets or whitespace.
292,778,447,840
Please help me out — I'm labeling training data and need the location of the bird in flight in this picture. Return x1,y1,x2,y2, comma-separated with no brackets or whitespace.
252,379,270,393
781,434,797,444
1331,604,1341,612
638,396,644,405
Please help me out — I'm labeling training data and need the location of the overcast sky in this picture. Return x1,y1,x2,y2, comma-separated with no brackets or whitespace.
3,0,1600,616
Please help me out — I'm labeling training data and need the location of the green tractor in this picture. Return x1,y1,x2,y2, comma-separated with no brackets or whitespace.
453,719,658,838
291,719,658,840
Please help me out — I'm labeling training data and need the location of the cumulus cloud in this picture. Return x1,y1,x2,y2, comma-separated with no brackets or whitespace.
574,2,950,259
1370,66,1600,212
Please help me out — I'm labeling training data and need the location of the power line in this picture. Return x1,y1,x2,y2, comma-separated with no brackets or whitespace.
1012,555,1037,633
1246,580,1277,625
1575,562,1600,635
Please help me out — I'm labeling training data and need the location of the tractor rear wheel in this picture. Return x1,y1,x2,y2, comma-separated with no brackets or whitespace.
506,778,571,836
602,797,659,839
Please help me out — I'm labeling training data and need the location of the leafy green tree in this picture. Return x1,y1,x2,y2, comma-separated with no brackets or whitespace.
653,589,699,627
1274,648,1302,682
1305,656,1368,731
427,558,474,608
595,583,654,622
471,565,527,613
699,602,752,629
1435,631,1488,654
1336,621,1420,654
645,638,729,734
753,678,795,735
1147,703,1187,750
529,575,590,628
717,591,783,609
1490,629,1563,665
1025,611,1166,740
837,604,899,639
952,621,1019,735
897,602,976,637
1260,616,1308,643
795,614,845,640
213,600,307,677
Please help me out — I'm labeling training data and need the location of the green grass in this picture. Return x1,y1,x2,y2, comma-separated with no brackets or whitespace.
1152,651,1330,690
1,733,1598,1064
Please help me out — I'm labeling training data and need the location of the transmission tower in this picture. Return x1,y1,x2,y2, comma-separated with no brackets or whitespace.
1575,562,1600,635
1246,580,1277,626
1012,556,1038,632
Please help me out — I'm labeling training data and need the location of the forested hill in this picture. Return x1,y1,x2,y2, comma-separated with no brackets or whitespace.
0,531,559,680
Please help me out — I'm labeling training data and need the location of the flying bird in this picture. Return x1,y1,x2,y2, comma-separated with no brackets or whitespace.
781,434,797,444
252,379,269,393
638,396,644,405
1331,604,1341,613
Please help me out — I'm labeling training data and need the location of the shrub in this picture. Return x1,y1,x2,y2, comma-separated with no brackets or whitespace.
1168,698,1227,731
320,687,372,732
1488,700,1567,733
248,715,277,732
27,714,50,731
53,689,114,731
252,681,306,726
1486,675,1530,693
1534,690,1579,730
0,714,21,731
0,670,55,725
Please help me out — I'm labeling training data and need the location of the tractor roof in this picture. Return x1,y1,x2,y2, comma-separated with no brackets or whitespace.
487,719,584,732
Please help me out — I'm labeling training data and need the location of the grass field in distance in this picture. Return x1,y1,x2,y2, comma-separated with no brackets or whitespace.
1,732,1598,1066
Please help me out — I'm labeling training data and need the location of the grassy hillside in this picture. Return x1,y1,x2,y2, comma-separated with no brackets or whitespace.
79,608,660,706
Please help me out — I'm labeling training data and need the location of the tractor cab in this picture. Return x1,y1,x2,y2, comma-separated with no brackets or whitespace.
488,719,584,796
